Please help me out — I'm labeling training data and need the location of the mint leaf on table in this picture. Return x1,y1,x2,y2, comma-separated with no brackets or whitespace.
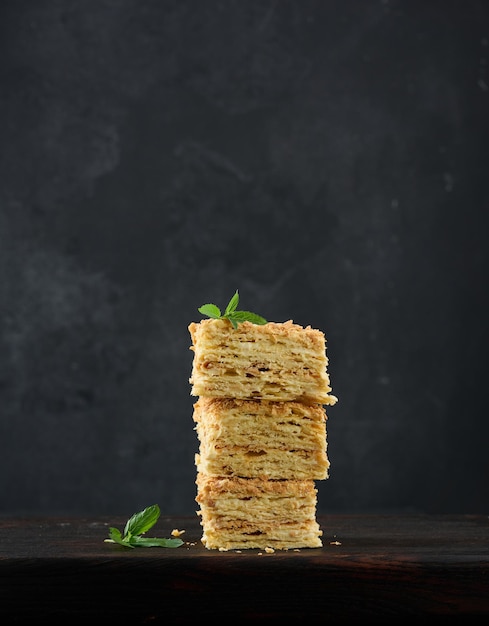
124,503,160,537
104,504,184,549
198,290,267,329
128,536,183,548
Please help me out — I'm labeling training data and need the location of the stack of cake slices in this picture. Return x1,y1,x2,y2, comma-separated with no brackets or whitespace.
188,318,337,551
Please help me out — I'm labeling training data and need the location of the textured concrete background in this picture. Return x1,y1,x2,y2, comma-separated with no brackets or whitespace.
0,0,488,516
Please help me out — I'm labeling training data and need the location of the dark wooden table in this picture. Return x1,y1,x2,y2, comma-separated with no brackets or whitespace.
1,513,488,624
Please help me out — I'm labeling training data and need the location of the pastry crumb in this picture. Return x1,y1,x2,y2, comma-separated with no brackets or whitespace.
171,528,185,537
265,547,275,553
330,540,342,546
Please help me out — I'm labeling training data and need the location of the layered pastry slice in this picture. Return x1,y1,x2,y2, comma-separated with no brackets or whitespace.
193,397,330,480
196,473,323,550
188,318,338,405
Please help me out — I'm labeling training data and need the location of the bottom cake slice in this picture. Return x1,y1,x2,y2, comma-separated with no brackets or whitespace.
195,473,322,550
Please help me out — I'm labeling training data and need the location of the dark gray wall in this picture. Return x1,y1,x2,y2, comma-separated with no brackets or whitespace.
1,0,488,517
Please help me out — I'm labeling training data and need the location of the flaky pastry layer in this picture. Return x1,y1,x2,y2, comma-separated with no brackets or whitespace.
193,397,329,479
199,524,323,550
188,318,338,404
196,474,322,550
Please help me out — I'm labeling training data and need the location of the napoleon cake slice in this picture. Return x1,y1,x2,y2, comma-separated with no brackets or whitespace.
193,397,330,480
188,318,338,405
195,473,322,550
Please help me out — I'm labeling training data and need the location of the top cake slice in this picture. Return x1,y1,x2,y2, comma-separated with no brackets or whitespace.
188,318,337,404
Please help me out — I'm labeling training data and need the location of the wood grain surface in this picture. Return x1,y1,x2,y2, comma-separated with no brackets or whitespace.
1,514,488,623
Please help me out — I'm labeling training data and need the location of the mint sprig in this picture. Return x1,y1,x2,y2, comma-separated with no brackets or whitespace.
104,504,184,549
198,290,267,329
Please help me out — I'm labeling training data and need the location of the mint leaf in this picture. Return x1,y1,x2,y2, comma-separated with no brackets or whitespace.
107,526,133,548
227,316,238,329
124,504,160,538
228,311,268,325
224,290,239,316
130,536,184,548
105,505,183,549
198,290,267,328
198,303,221,319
